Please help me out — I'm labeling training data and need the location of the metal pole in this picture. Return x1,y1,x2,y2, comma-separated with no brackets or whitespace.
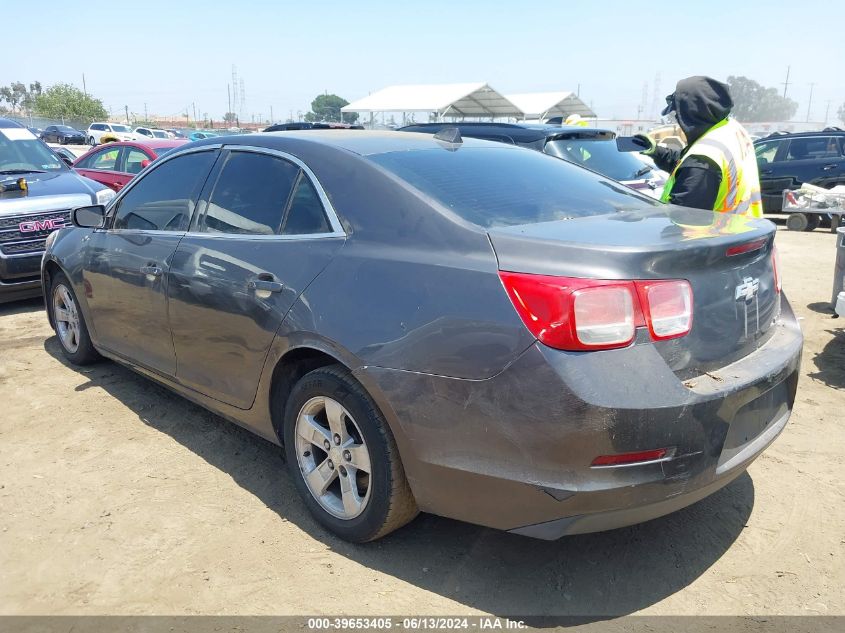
82,73,87,98
806,83,816,123
782,66,791,99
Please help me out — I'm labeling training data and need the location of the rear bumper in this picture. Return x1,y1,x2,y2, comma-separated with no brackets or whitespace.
358,297,802,538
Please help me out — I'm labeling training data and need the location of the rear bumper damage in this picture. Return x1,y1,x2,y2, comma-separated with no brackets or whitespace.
360,297,802,538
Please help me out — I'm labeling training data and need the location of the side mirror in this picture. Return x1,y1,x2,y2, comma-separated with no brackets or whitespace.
72,205,106,228
140,159,151,168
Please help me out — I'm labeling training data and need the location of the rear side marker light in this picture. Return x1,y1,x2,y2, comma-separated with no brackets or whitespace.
591,448,670,467
726,238,768,257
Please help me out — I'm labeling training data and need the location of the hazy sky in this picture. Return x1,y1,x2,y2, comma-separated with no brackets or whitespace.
5,0,844,124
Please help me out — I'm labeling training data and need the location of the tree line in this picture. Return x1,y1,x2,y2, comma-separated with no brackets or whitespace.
0,81,108,120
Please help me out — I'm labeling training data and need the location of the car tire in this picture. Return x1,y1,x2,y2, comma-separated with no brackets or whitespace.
283,365,418,542
49,272,101,366
805,214,821,232
88,136,96,146
786,213,809,232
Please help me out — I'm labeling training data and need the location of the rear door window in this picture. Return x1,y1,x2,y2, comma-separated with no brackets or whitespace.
202,151,299,235
112,150,217,231
786,137,841,161
281,173,330,235
370,146,656,229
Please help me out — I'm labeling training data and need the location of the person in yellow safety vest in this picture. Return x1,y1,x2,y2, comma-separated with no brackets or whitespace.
633,76,763,217
564,113,589,127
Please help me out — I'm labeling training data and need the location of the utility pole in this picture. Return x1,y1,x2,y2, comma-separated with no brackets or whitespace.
577,83,580,97
124,105,129,124
806,83,816,122
82,73,87,98
192,102,197,124
144,102,148,122
270,105,273,123
824,101,831,126
781,66,791,99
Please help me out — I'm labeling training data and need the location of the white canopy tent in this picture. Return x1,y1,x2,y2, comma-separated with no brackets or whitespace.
341,83,523,119
504,92,596,121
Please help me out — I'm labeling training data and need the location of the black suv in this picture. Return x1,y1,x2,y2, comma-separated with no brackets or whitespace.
399,122,666,197
754,129,845,212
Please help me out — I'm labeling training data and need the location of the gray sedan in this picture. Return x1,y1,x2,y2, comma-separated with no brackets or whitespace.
41,131,802,542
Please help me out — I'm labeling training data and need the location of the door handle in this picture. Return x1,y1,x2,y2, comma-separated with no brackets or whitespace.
760,169,773,175
140,265,162,277
248,279,284,293
822,164,838,171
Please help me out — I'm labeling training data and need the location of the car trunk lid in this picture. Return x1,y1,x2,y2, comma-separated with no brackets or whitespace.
488,207,780,374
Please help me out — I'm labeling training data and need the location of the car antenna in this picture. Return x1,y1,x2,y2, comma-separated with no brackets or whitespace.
433,127,462,144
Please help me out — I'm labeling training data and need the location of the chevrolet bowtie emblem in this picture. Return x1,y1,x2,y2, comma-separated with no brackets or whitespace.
735,277,760,302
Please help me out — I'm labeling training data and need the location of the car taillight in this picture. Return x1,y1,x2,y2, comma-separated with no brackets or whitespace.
499,272,693,351
772,244,782,293
635,280,693,341
573,286,635,347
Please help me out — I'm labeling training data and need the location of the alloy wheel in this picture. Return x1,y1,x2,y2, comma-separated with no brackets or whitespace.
53,284,81,354
294,396,372,520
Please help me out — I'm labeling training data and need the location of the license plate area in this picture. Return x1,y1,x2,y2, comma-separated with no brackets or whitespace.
717,381,789,469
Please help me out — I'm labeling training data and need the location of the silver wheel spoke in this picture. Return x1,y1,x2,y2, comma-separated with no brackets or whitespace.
304,458,337,495
60,287,73,309
324,398,348,442
345,445,371,473
297,414,331,447
340,470,364,516
54,307,70,323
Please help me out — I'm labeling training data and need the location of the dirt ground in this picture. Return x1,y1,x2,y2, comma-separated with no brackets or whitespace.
0,225,843,618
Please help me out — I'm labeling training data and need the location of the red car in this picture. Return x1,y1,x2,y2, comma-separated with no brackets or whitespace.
72,140,188,192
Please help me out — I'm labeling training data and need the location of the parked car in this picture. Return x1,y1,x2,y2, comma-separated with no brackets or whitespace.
40,125,86,145
264,122,364,132
134,127,171,140
86,122,141,145
72,140,188,192
754,130,845,216
399,122,667,198
43,131,801,542
188,130,217,141
0,118,114,303
50,146,78,166
165,128,188,139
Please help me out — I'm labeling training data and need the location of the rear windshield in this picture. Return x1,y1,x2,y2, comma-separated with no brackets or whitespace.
369,146,656,228
544,138,653,181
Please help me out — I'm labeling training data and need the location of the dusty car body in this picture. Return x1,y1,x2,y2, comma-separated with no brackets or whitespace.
42,131,801,542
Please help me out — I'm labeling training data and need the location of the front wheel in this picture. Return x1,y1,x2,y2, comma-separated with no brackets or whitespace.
49,273,101,365
283,365,418,542
88,136,96,146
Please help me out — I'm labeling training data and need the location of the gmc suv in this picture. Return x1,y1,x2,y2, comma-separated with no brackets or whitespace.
1,118,115,302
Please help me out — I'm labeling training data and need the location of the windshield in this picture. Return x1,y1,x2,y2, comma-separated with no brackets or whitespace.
0,128,65,173
56,126,77,132
112,124,131,133
545,138,654,181
369,147,656,229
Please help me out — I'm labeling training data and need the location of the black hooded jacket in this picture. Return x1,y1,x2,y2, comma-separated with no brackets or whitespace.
652,76,734,210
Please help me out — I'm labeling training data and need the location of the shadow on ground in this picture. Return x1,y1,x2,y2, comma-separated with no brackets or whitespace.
808,328,845,390
806,301,836,315
0,297,43,317
44,336,754,621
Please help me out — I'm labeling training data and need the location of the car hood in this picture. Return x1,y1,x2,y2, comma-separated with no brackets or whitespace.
0,170,99,217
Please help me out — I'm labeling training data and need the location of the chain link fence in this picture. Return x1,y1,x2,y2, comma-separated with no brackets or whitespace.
6,114,93,133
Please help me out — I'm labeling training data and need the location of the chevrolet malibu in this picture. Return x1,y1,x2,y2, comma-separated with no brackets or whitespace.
41,131,802,542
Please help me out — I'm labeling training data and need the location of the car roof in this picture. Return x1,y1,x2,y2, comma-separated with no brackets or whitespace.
0,118,24,129
397,122,614,143
756,129,845,142
200,129,517,156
